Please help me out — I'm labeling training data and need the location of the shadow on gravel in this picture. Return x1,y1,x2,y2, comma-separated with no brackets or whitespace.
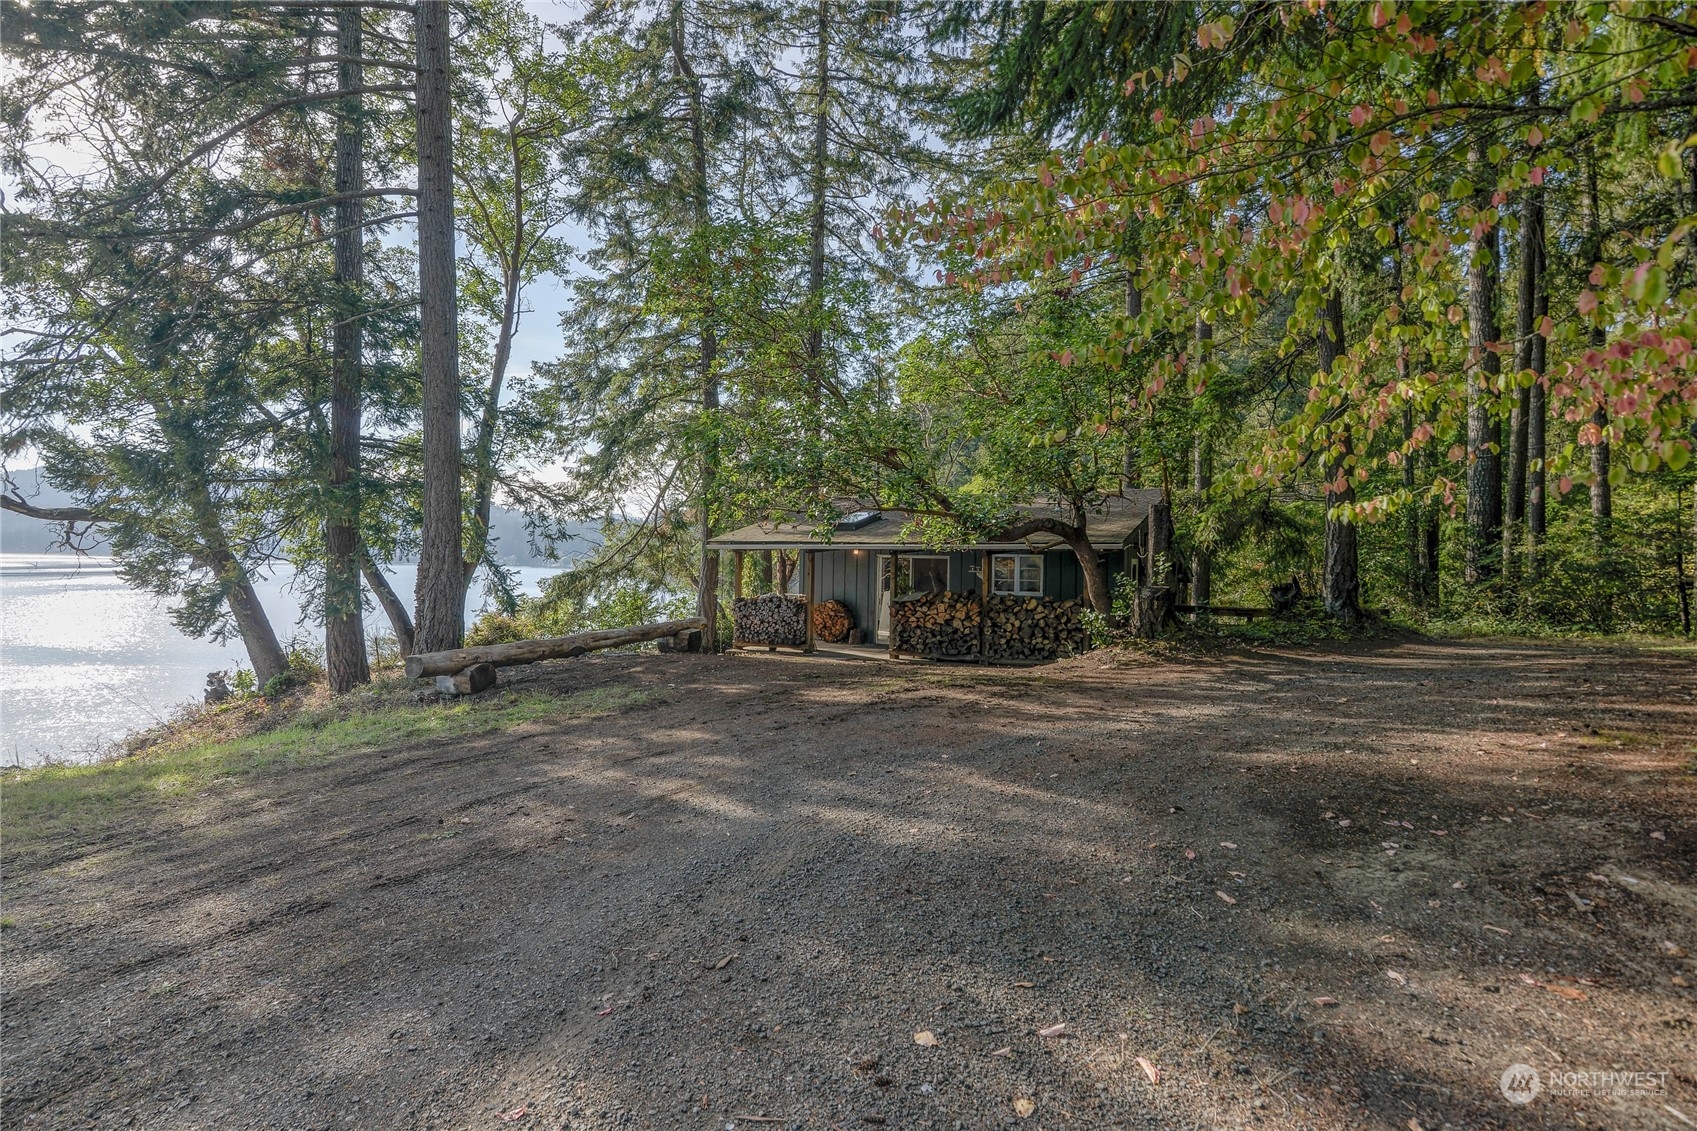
2,642,1694,1131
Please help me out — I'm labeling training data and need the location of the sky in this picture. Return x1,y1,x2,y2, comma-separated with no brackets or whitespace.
2,1,594,488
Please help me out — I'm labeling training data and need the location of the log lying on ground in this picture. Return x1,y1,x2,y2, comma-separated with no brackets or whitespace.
811,599,854,644
732,594,807,646
434,662,496,696
404,617,708,678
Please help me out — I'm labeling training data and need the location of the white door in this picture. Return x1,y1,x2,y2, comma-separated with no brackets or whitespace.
875,557,892,643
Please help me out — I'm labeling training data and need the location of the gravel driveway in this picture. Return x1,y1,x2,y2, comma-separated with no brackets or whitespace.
3,639,1694,1130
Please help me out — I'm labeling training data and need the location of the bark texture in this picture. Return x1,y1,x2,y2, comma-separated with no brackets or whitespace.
359,545,415,657
405,617,707,678
1585,148,1611,542
326,4,370,693
1317,289,1360,622
413,0,465,653
1526,185,1549,566
1464,153,1503,585
671,1,721,649
1190,319,1212,610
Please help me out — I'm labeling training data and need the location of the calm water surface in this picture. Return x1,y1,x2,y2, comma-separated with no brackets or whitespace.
0,554,558,766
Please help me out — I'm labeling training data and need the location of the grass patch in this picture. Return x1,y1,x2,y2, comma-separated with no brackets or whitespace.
1,684,656,857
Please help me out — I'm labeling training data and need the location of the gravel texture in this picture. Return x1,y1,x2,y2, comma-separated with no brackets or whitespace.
3,638,1695,1130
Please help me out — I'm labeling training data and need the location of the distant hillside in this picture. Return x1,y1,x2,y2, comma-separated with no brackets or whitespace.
482,506,599,568
0,468,103,555
1,468,596,568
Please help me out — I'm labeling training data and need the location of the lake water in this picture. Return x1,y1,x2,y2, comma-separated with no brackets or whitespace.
0,554,560,766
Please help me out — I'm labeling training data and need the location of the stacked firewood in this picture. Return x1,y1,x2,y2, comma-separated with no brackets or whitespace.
811,599,854,643
890,592,982,657
732,594,808,646
985,595,1088,661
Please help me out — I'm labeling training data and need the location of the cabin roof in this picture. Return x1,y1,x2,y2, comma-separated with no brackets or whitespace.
706,490,1163,552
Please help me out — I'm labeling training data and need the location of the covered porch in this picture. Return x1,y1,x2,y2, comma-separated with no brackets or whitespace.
708,494,1162,663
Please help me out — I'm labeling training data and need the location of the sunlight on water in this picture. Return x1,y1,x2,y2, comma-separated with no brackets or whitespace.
0,554,557,766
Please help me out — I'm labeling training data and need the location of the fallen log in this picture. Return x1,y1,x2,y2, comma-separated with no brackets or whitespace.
435,662,496,696
404,617,708,678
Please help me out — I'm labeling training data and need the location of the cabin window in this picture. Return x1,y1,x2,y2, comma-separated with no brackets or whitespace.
991,553,1043,597
896,555,949,596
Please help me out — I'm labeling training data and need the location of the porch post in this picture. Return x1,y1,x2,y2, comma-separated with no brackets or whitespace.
803,549,817,653
978,549,991,664
733,549,746,598
886,550,899,659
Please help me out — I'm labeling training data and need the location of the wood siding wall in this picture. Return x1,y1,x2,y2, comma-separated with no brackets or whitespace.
807,546,1129,633
810,550,882,637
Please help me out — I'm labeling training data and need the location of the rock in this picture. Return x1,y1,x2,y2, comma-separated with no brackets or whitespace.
204,672,233,705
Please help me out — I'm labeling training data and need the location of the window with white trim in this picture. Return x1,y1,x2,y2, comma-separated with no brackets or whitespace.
991,553,1043,597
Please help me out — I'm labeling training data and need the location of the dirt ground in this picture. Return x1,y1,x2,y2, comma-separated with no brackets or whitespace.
3,638,1695,1131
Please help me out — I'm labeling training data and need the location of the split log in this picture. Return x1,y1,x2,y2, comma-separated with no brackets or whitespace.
435,662,496,696
657,629,703,653
732,593,807,646
404,617,708,678
890,591,982,657
891,591,1092,661
811,599,854,643
984,595,1089,661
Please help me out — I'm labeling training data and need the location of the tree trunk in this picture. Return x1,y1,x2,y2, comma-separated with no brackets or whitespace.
463,124,526,591
804,0,829,398
1074,537,1112,619
1677,483,1693,635
1190,319,1212,610
755,549,773,593
1583,145,1612,543
998,509,1112,619
1132,498,1175,639
221,564,290,688
1121,267,1143,489
1403,401,1422,600
406,616,708,677
672,1,720,649
1147,497,1175,589
1526,183,1548,573
413,0,465,654
1504,191,1537,587
185,478,288,686
359,544,415,657
0,484,288,682
1398,239,1437,608
326,4,370,693
1464,148,1503,585
1589,404,1611,534
1317,289,1360,622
